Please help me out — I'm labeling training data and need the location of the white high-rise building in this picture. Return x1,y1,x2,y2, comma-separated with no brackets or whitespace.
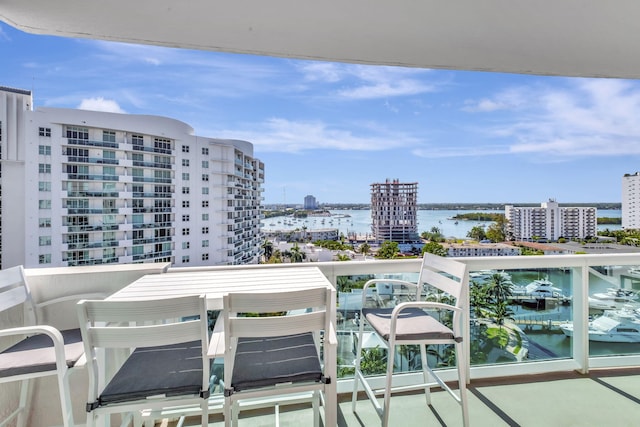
622,172,640,229
0,86,264,269
505,199,597,242
370,179,418,243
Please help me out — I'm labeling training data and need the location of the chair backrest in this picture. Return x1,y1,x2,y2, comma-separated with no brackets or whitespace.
77,295,210,402
417,253,469,307
223,287,332,341
77,295,209,349
0,265,37,327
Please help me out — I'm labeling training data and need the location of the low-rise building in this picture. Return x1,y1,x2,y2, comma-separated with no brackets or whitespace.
444,242,521,257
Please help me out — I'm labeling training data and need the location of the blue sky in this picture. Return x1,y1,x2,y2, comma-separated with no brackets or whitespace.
2,22,638,205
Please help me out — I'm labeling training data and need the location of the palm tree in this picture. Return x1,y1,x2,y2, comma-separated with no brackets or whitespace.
359,242,371,256
261,239,273,262
289,243,306,263
486,273,513,304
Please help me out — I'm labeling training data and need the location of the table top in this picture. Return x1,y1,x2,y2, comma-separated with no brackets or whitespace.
107,266,334,310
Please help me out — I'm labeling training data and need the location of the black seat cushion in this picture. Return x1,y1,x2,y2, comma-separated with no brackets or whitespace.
98,340,203,406
363,307,454,341
0,328,84,378
231,332,322,392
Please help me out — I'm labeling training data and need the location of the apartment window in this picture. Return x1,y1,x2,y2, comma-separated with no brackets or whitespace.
202,200,209,208
182,228,190,236
103,130,116,142
182,159,189,167
182,145,189,153
202,227,209,234
202,160,209,168
202,253,209,261
182,256,190,263
65,126,89,139
39,200,51,209
39,218,51,228
103,166,116,177
182,214,190,221
182,173,190,181
38,181,51,192
103,150,116,159
182,187,190,194
202,187,209,195
154,138,172,151
39,127,51,137
202,213,209,221
39,236,51,246
132,246,143,256
182,242,190,249
202,240,209,248
39,163,51,173
39,145,51,155
202,174,209,182
132,230,143,240
132,134,144,146
202,147,209,155
39,254,51,265
182,201,190,208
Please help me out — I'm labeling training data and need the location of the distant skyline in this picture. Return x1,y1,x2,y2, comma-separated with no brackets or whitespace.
2,23,640,205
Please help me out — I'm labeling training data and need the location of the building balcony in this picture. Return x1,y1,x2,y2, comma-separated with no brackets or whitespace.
4,253,640,426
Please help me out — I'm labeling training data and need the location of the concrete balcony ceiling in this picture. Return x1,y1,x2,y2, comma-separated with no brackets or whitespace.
2,1,640,79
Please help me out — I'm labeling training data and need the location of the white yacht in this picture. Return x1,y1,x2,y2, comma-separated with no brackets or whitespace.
588,288,639,310
511,278,568,304
560,306,640,343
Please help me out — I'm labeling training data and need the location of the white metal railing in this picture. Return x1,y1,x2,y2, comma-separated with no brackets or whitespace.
10,254,640,425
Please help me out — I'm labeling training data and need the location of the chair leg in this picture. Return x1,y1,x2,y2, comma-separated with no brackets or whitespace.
351,322,365,412
16,379,30,427
420,344,431,406
456,341,470,427
201,399,209,427
324,381,337,427
381,344,395,427
223,396,231,427
57,372,75,427
312,390,319,427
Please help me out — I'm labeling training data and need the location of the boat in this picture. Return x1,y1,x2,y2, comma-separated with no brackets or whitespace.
560,306,640,343
588,288,639,310
511,278,569,304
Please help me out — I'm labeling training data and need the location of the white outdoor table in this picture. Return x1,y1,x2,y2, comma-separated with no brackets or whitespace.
107,266,337,359
107,266,335,311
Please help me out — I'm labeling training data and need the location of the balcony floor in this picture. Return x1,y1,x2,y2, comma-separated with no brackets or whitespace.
166,367,640,426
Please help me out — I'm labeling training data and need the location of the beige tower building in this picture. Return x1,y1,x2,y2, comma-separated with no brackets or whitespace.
370,179,418,243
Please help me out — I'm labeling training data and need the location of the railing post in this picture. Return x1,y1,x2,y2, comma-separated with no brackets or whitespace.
572,264,589,374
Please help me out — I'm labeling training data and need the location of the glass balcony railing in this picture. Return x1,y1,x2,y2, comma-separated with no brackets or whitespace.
8,253,640,425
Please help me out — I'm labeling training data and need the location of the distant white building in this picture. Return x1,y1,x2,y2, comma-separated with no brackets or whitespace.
444,242,521,257
304,195,318,210
505,199,597,242
0,86,264,268
622,172,640,229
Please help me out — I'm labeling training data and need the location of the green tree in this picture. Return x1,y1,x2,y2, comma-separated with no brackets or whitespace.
288,243,306,263
335,253,351,261
261,239,274,262
467,226,486,241
486,215,508,242
359,347,387,375
376,241,400,259
267,249,283,264
359,242,371,256
421,241,447,257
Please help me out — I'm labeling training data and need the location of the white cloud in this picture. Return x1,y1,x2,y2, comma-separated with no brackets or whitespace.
213,118,420,153
77,97,126,113
463,78,640,159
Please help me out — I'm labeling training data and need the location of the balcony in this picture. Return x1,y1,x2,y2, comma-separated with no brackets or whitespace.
3,253,640,426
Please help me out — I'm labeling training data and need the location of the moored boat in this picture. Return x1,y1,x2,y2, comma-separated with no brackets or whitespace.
560,306,640,343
